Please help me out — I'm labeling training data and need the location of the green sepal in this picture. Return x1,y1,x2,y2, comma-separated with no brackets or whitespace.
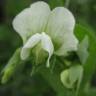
77,35,89,64
1,48,23,84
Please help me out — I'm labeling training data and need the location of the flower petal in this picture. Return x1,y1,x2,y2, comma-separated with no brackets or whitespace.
55,33,78,56
60,69,72,88
41,32,54,67
13,1,51,43
46,7,78,55
60,65,83,90
21,33,41,60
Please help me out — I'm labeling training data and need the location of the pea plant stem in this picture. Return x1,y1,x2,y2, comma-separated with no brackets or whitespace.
65,0,70,8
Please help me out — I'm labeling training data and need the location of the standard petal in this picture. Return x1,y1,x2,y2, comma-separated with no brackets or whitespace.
46,7,78,55
41,32,54,67
13,1,51,43
21,33,41,60
55,33,78,56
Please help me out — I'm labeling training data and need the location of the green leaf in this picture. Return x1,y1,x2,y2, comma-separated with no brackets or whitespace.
1,48,23,84
77,35,89,64
39,66,69,95
75,24,96,87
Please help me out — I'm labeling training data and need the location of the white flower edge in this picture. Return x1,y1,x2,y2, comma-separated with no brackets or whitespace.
13,1,51,43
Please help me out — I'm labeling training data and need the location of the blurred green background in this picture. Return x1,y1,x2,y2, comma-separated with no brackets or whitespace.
0,0,96,96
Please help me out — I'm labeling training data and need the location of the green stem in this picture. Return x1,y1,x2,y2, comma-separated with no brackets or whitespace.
39,67,73,96
65,0,70,8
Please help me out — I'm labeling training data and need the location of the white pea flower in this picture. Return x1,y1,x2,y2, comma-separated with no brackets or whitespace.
12,1,78,67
